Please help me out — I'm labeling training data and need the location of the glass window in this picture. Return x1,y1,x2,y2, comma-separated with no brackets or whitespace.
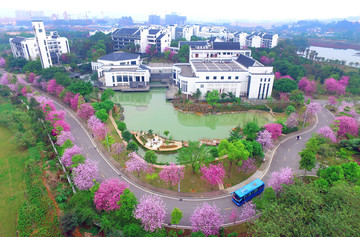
228,76,231,80
129,75,133,82
213,76,217,80
123,75,128,82
206,76,210,80
260,78,263,82
200,84,204,88
221,76,224,80
235,76,239,80
116,75,122,82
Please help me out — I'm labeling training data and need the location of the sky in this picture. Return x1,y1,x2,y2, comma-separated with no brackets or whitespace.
1,0,359,23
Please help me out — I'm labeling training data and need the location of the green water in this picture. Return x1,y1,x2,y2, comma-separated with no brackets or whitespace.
112,88,276,142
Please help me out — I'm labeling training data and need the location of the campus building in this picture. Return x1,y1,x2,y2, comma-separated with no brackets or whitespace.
172,42,274,100
112,27,171,53
91,51,150,88
234,32,279,48
9,20,70,68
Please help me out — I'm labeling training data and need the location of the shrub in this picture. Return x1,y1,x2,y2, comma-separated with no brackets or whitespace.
127,141,138,152
117,121,127,131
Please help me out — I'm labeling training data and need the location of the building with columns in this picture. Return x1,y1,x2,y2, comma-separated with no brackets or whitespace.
172,42,274,100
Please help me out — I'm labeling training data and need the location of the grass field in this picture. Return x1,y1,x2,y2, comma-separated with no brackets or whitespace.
0,126,28,237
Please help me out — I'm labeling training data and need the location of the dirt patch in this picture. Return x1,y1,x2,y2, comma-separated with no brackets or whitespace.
42,171,62,218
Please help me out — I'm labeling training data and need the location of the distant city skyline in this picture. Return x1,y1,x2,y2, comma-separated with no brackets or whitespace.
1,0,360,23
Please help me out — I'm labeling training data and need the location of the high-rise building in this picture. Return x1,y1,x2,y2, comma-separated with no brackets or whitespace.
148,15,161,25
165,13,186,25
9,20,70,68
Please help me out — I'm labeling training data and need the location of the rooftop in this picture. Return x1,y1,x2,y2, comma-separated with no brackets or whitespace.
236,54,257,68
192,60,245,72
99,51,139,62
113,28,139,36
212,42,241,50
149,29,160,35
11,37,26,44
177,64,195,77
179,41,208,49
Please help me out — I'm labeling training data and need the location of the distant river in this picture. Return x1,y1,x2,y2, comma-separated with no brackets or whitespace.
307,46,360,66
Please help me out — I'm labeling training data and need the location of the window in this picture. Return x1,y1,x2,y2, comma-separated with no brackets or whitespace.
200,84,204,88
129,75,133,82
39,29,43,33
235,76,239,80
206,76,210,80
260,78,263,82
142,76,145,82
112,76,115,83
228,76,231,80
213,76,217,80
123,75,128,82
116,75,122,82
221,76,224,80
136,76,140,82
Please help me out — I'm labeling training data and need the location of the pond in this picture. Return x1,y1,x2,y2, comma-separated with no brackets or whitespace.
112,88,277,162
307,46,360,66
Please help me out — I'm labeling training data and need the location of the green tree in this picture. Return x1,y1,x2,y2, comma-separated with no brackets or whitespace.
122,130,132,142
289,89,304,105
117,121,127,131
95,109,109,123
101,88,115,101
163,130,170,138
205,90,219,110
116,188,138,226
299,149,317,175
242,121,260,141
193,88,202,102
23,60,42,73
54,72,71,87
176,141,210,173
273,78,298,93
285,105,295,115
178,44,190,62
171,207,183,229
122,223,144,237
253,187,276,210
144,150,157,164
68,80,93,97
218,139,250,177
126,141,138,152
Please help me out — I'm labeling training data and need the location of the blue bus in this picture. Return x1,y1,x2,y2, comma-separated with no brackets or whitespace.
232,179,265,206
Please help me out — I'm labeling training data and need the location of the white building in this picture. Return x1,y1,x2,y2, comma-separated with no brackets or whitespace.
112,27,171,53
234,32,279,48
89,28,115,36
172,42,274,100
91,51,150,88
9,20,70,68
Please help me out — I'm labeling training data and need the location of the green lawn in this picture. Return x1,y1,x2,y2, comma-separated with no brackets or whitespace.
0,126,28,237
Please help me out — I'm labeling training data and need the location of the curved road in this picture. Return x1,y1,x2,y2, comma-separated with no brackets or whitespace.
52,96,334,227
1,69,332,229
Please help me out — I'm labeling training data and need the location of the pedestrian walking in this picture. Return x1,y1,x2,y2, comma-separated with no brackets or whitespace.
296,135,299,140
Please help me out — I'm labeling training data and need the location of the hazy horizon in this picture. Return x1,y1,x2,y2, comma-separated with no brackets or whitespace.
1,0,360,24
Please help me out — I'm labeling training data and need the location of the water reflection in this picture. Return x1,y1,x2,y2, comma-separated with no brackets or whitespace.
112,89,276,141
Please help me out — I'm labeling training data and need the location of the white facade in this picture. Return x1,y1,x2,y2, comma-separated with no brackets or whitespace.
32,21,52,68
234,32,279,48
92,52,150,88
172,48,274,100
9,21,70,68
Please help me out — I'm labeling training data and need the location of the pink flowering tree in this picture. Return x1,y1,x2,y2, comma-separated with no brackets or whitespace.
264,123,283,140
0,57,6,67
286,113,299,128
306,102,322,115
256,130,274,150
94,179,128,211
70,93,80,111
41,100,56,114
61,145,82,167
77,103,95,120
72,159,99,190
337,102,358,119
46,110,66,125
87,115,107,140
40,81,47,91
274,71,281,79
199,163,225,186
63,91,75,105
279,92,289,101
159,163,184,186
125,153,148,176
334,116,359,137
298,77,317,96
239,158,257,174
28,73,35,83
47,79,58,94
110,143,125,155
239,201,257,223
328,96,338,107
190,202,224,236
134,194,166,232
52,119,71,136
268,167,295,193
324,77,346,95
0,73,9,85
317,126,336,143
227,207,239,225
55,84,64,97
56,130,75,146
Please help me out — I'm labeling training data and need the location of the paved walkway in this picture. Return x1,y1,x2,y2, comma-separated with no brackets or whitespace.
1,69,335,228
